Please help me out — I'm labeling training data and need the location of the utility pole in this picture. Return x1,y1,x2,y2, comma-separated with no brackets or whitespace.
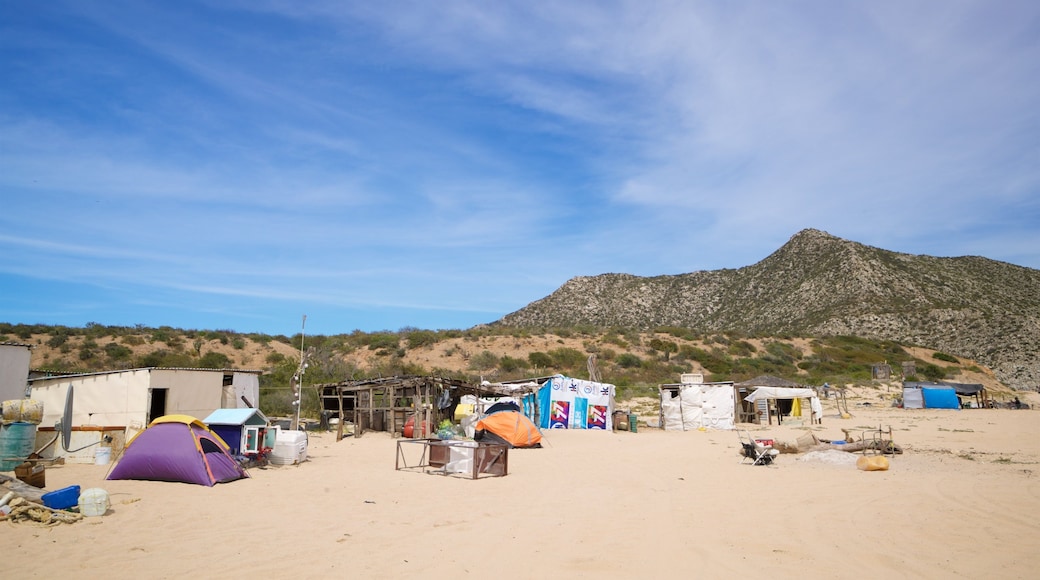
290,315,307,430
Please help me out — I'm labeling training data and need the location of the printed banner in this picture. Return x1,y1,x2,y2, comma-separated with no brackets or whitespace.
537,375,615,430
549,400,570,429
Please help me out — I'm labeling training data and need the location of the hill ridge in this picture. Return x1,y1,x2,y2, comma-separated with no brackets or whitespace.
496,229,1040,388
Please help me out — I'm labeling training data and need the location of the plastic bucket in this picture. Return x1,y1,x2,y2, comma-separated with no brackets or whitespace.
0,422,38,471
94,446,112,465
628,414,638,433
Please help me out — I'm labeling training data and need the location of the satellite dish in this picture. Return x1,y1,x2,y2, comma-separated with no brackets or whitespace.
61,385,74,451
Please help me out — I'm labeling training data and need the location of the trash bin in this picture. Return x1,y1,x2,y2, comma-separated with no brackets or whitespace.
613,410,629,431
628,414,638,433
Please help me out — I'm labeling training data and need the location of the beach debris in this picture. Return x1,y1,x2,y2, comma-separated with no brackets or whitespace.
797,450,859,466
856,455,890,471
3,497,83,526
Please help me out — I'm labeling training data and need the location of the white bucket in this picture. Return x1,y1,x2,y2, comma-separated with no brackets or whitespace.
78,488,110,517
94,446,112,465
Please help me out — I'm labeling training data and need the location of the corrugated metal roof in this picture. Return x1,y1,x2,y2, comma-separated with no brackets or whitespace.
28,366,263,382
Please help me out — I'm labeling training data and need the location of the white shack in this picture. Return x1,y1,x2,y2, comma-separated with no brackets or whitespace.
28,367,262,462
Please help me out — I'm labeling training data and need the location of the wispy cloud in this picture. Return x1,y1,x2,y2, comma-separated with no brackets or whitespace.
1,1,1037,333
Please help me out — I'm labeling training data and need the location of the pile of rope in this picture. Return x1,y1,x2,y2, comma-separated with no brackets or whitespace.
3,497,83,527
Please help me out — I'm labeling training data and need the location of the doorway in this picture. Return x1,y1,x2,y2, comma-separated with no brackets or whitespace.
148,388,168,423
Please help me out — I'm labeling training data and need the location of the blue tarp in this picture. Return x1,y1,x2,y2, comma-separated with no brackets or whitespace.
922,387,960,409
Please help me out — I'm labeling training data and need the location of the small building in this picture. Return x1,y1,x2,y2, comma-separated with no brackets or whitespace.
659,380,738,430
734,375,822,425
204,407,271,456
319,375,506,439
28,367,262,462
0,342,32,402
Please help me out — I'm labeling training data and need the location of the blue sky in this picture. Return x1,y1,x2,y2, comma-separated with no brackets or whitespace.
2,1,1038,336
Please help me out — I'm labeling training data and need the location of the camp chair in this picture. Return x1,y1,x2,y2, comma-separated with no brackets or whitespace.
738,430,779,466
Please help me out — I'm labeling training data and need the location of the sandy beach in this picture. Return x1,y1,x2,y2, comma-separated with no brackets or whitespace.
5,396,1040,579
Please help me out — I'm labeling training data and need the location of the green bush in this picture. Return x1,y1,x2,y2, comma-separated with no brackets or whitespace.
528,352,553,368
932,352,959,364
468,350,499,371
549,347,586,369
648,338,679,359
616,353,642,368
104,343,133,361
405,329,439,349
727,340,756,357
499,355,527,373
365,333,400,351
199,352,232,368
920,363,946,381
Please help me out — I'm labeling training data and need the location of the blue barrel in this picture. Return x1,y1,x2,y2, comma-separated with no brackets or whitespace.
0,422,38,471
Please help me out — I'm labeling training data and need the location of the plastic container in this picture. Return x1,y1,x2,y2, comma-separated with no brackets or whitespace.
78,488,110,517
2,399,44,424
0,422,38,471
628,414,638,433
445,442,476,474
42,485,81,510
270,430,308,465
94,446,112,465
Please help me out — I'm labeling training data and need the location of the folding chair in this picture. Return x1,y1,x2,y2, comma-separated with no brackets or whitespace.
738,429,779,466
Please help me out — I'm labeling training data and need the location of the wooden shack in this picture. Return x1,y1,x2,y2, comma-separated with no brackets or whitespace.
318,376,508,440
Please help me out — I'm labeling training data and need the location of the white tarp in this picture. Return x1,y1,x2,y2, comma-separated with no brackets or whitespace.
743,387,823,422
902,387,924,409
661,384,735,431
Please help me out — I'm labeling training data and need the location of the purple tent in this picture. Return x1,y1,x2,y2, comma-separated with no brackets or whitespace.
108,415,248,486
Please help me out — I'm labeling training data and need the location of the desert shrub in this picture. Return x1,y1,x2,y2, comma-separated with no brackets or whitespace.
405,329,440,349
920,363,946,381
528,352,553,368
549,347,586,369
764,341,802,364
498,355,526,373
104,343,133,361
727,340,756,357
232,337,246,350
677,345,732,374
121,335,145,346
199,352,232,368
136,349,194,368
932,352,959,364
603,328,629,348
648,338,679,359
365,333,400,351
468,350,500,371
616,353,642,368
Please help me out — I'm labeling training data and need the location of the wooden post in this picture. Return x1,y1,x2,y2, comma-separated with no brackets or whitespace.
336,387,345,442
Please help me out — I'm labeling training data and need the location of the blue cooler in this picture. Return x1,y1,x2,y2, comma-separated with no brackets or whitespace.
42,485,81,510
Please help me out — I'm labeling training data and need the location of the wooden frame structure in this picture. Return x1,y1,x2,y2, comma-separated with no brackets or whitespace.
395,438,508,479
318,376,509,441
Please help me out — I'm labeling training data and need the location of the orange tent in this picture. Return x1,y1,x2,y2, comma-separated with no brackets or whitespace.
475,410,543,448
